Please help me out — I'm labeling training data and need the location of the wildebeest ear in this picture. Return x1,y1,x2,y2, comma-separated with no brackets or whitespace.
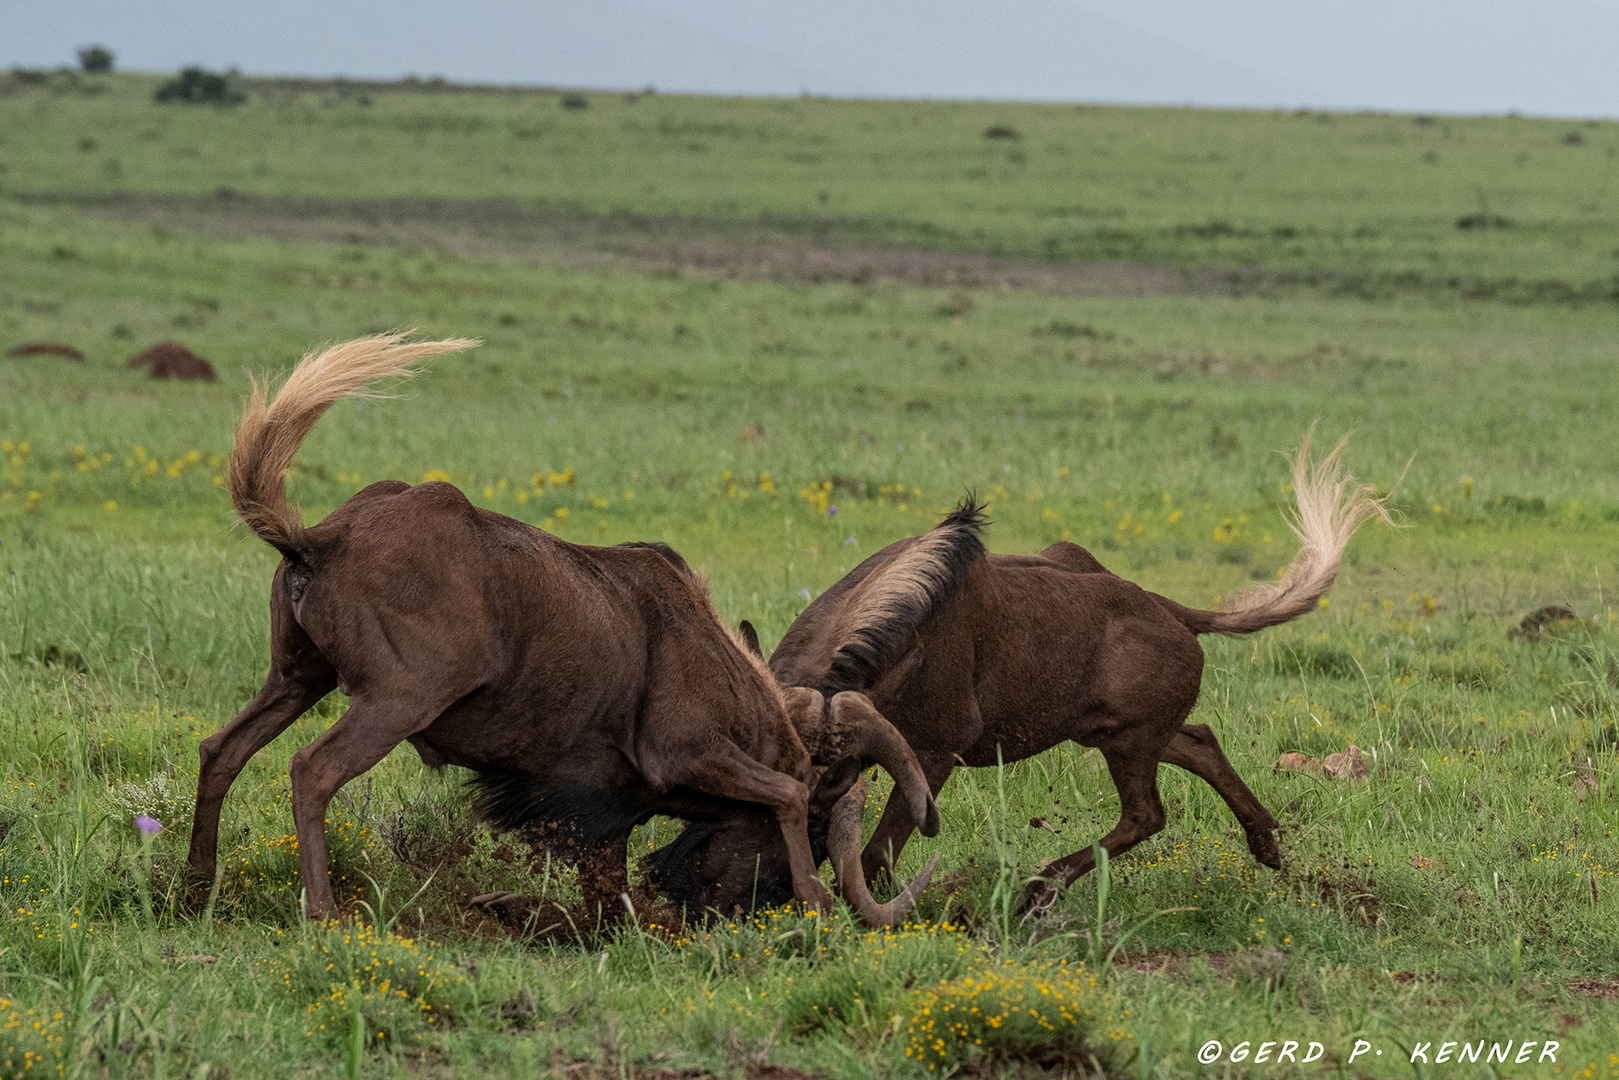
738,619,763,659
808,756,862,817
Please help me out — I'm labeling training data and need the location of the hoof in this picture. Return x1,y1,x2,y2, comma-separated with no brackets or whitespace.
181,866,219,915
1247,829,1282,870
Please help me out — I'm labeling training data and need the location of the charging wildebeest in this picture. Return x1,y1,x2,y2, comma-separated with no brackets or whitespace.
649,433,1390,912
186,333,938,926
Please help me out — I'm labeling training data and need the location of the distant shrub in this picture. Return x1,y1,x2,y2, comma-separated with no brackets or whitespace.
1039,320,1109,340
154,67,245,106
1174,219,1254,239
77,45,114,73
561,93,589,110
1495,494,1547,516
1456,212,1512,230
983,124,1020,139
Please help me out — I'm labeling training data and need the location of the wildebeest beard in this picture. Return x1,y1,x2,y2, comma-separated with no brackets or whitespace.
643,813,820,916
644,757,862,917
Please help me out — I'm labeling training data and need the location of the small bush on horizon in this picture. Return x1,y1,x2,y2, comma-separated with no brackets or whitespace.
154,67,245,106
77,45,114,74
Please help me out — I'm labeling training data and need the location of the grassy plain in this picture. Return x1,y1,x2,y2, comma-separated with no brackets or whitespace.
0,73,1617,1078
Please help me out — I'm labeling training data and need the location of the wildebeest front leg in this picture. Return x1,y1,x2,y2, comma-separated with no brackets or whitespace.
1160,723,1281,868
187,665,336,892
288,693,444,919
861,751,957,887
1023,746,1168,910
670,742,832,913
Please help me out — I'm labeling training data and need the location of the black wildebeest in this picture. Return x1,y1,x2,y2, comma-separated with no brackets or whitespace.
650,432,1390,912
186,333,937,925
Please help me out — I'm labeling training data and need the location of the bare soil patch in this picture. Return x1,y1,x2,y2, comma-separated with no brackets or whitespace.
8,341,84,361
1115,948,1231,978
31,190,1218,298
1567,977,1619,999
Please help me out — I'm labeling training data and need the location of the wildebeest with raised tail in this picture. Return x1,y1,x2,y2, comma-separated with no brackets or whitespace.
187,333,937,926
651,432,1391,913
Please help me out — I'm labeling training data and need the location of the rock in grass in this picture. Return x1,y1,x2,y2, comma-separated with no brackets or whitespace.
1322,745,1370,781
1274,751,1322,775
1275,745,1369,782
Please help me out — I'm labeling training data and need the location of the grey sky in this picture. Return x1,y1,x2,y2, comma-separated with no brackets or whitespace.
8,0,1618,117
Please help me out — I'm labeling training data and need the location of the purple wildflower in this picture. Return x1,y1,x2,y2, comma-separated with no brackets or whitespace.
825,505,838,516
135,814,163,836
798,588,811,600
844,533,857,546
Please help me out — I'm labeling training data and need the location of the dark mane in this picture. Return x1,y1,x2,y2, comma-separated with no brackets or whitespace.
823,495,987,692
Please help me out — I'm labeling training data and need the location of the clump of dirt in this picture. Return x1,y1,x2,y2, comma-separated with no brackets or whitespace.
1313,869,1381,924
126,340,217,381
1568,977,1619,999
468,880,688,945
1508,605,1581,640
8,341,84,360
1115,949,1230,979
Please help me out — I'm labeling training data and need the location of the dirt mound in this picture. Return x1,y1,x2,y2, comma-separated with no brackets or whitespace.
125,340,217,382
1508,605,1580,640
8,341,84,361
39,191,1205,298
468,887,687,944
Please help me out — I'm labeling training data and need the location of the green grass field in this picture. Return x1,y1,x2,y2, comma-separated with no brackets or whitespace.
1,73,1617,1078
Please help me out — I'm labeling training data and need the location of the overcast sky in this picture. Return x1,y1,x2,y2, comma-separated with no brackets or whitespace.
9,0,1618,118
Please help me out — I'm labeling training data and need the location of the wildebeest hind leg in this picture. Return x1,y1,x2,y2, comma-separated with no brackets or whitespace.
1023,747,1167,911
1160,723,1281,869
288,692,449,919
187,664,336,895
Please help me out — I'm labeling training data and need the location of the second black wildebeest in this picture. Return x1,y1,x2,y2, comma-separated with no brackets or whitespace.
652,432,1390,912
186,333,938,926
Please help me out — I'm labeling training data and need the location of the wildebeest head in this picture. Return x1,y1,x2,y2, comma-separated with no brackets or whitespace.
645,685,939,924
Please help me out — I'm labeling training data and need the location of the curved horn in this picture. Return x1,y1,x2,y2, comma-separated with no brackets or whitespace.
829,692,941,837
827,776,940,927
